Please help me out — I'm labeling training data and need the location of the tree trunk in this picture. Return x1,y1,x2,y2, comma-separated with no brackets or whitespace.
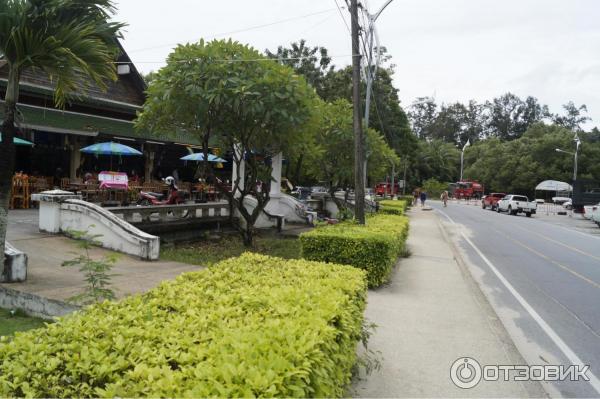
293,153,304,186
0,66,20,268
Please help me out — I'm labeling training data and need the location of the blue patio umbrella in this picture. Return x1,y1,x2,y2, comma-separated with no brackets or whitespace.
80,141,142,156
180,153,227,163
80,141,142,171
0,133,34,146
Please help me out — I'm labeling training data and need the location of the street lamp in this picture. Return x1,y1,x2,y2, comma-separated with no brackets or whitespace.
555,133,582,182
460,140,470,181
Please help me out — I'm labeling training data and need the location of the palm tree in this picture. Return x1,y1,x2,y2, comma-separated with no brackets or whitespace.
0,0,124,265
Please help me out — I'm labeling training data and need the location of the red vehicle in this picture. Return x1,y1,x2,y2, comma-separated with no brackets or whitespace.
450,180,485,199
375,182,400,196
481,193,506,210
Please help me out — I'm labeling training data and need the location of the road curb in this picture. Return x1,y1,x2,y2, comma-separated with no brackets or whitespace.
433,212,549,398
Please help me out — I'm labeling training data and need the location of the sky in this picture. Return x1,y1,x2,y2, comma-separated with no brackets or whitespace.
114,0,600,128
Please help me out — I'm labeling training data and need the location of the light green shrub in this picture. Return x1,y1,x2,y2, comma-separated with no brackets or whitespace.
300,214,409,288
0,253,367,398
379,199,407,215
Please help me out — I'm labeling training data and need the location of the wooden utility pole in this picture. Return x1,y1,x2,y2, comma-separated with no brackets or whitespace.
351,0,366,224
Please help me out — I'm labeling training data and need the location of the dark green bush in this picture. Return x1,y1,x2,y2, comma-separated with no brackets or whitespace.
300,214,409,288
0,253,367,398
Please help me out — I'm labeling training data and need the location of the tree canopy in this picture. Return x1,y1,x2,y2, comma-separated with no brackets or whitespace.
137,39,315,245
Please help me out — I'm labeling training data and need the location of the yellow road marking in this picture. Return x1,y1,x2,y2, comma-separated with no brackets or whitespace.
492,228,600,290
513,223,600,263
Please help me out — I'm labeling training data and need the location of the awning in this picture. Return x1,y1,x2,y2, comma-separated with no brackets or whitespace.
0,133,34,146
535,180,572,192
0,101,203,145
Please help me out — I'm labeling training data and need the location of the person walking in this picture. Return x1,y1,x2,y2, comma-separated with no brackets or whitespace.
440,190,449,207
413,188,420,206
420,190,427,207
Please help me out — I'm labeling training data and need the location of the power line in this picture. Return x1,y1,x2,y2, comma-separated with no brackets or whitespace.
128,7,338,54
113,54,357,65
333,0,351,34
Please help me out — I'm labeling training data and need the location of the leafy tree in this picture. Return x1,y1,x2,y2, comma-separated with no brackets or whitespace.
464,123,600,197
137,39,315,246
304,99,398,208
552,101,591,131
265,39,332,99
408,97,438,140
0,0,123,264
412,140,460,184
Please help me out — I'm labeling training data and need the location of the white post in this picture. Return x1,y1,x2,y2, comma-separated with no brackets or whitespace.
270,152,283,198
460,150,464,181
232,144,245,197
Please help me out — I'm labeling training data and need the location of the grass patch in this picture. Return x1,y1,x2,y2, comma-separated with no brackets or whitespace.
0,308,47,337
161,233,302,266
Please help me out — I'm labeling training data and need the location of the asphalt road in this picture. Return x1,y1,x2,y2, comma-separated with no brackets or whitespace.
430,200,600,398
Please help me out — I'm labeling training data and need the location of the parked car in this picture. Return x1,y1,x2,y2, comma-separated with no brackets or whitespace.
481,193,506,210
291,186,311,200
552,196,571,204
310,186,328,194
591,205,600,226
496,194,537,217
584,202,600,221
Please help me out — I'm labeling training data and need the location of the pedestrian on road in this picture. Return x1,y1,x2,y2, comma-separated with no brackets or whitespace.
413,188,420,206
420,190,427,207
440,190,448,207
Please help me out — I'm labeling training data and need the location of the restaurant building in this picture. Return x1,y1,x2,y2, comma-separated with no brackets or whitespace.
0,41,210,184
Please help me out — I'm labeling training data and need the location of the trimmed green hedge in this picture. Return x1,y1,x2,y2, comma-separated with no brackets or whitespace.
0,253,367,398
398,195,414,206
379,199,408,215
300,214,409,288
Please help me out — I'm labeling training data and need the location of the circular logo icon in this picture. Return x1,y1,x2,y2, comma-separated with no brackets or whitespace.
450,357,482,389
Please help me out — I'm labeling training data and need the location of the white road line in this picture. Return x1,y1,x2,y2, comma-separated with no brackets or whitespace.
436,207,600,394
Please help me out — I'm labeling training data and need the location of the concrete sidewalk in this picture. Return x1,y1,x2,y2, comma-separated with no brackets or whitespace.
2,210,201,316
350,208,546,397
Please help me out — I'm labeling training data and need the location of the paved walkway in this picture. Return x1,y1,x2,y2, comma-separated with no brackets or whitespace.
3,210,201,303
350,207,546,397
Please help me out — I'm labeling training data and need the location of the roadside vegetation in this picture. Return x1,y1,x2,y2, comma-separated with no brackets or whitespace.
0,308,47,337
0,254,367,397
161,233,301,266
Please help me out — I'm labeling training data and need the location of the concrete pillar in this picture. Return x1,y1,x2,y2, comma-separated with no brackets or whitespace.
232,144,245,196
270,152,283,198
69,137,81,179
31,190,81,233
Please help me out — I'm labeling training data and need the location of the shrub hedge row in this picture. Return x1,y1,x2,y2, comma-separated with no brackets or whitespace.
0,253,367,398
379,199,408,215
300,214,409,288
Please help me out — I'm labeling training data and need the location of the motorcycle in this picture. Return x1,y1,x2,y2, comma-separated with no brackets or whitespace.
137,177,187,206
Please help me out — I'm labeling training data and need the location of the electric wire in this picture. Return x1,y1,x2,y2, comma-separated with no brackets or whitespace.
333,0,351,34
128,7,339,54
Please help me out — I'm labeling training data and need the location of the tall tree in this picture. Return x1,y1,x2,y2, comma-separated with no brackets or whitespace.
0,0,123,265
553,101,591,131
265,39,332,99
408,97,438,139
137,39,314,246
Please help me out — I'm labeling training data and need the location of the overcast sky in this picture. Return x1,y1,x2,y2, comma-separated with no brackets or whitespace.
114,0,600,128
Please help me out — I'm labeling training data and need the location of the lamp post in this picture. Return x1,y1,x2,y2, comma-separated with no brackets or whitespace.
555,133,582,182
460,140,470,181
362,0,394,188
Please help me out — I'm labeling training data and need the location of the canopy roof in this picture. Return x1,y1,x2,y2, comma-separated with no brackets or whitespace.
535,180,573,192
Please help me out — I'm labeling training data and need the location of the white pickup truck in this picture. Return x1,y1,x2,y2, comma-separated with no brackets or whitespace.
496,194,537,217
